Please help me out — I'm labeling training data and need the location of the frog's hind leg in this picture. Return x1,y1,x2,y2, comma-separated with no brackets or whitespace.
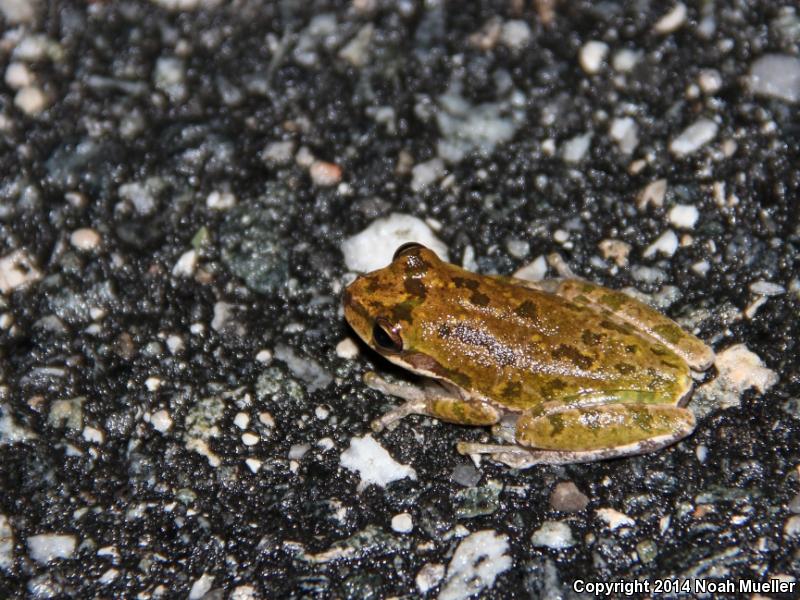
364,372,501,432
555,279,714,371
458,403,695,467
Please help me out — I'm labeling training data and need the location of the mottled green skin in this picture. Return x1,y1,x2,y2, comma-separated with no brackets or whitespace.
343,244,713,459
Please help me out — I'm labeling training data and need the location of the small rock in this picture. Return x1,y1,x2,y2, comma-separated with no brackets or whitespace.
670,118,718,157
653,3,687,34
27,533,77,564
14,85,48,115
309,161,342,187
612,49,642,72
531,521,575,549
391,513,413,533
579,41,608,74
637,179,667,210
643,230,678,258
70,228,101,251
410,158,446,192
335,337,359,360
415,563,445,594
749,280,786,296
599,239,632,267
596,508,635,530
747,54,800,103
550,481,589,512
562,132,592,163
668,204,699,229
500,20,531,51
784,515,800,538
0,250,42,294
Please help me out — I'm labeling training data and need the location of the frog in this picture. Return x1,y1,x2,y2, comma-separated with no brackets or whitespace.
342,242,715,467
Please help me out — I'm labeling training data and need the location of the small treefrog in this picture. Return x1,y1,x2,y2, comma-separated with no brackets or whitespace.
343,243,714,467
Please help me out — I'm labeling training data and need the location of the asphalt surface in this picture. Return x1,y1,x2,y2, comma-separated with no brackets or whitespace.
0,1,798,598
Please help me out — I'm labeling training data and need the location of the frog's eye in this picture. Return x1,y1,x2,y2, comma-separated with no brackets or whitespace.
393,242,426,261
373,318,403,353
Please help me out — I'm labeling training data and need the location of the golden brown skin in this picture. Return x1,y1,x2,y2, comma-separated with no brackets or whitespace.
343,243,714,466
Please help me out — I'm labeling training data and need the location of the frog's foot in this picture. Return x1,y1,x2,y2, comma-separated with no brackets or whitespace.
364,372,501,433
456,442,621,467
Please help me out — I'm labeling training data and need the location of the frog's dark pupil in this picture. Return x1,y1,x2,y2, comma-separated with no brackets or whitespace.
373,321,402,352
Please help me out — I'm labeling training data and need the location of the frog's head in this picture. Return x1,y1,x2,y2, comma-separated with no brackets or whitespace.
343,242,442,360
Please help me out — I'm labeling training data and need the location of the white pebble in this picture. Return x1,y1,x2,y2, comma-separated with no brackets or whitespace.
70,228,101,251
692,260,710,276
553,229,569,244
391,512,413,533
596,508,635,530
0,250,42,294
749,280,785,296
531,520,575,549
241,432,260,446
188,573,214,600
82,426,105,444
288,443,310,460
698,69,722,94
150,410,173,432
172,249,197,277
579,41,609,74
206,190,236,210
145,377,162,391
670,118,718,157
255,349,273,364
612,49,641,72
309,161,342,187
668,204,699,229
513,255,547,282
747,54,800,103
653,3,687,34
416,563,445,594
314,405,330,420
411,158,446,192
609,117,639,154
643,229,678,258
5,62,34,89
245,458,262,473
259,412,275,427
562,132,592,163
637,179,667,210
27,534,77,564
340,434,416,490
166,335,184,354
335,337,359,359
316,437,335,452
233,412,250,429
14,85,48,115
340,213,449,273
500,20,531,51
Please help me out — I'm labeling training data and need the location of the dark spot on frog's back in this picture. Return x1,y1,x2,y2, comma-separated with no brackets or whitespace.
404,278,426,299
391,301,416,324
581,330,603,346
615,362,636,375
514,300,538,321
501,380,521,399
551,344,594,370
600,319,632,335
470,290,490,307
453,277,479,290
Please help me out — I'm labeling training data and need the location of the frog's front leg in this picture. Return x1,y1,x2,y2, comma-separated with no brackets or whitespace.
458,403,695,467
363,372,501,432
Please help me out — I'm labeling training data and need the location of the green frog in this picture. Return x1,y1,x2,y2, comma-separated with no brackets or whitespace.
343,243,714,467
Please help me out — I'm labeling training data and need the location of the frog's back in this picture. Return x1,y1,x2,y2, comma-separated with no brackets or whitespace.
408,263,692,411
